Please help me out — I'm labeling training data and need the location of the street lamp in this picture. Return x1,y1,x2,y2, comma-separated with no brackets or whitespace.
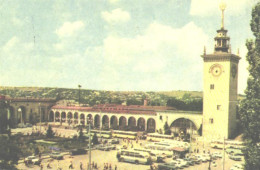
87,117,93,170
18,108,22,124
39,103,41,133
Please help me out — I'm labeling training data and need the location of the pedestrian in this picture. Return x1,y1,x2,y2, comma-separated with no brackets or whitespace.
92,161,95,168
80,162,83,170
114,165,117,170
40,163,43,170
47,162,51,169
109,164,112,170
69,161,73,169
150,164,154,170
104,163,106,170
95,162,97,169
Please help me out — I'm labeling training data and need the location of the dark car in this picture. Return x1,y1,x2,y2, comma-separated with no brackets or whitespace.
184,158,195,166
70,148,87,156
158,162,177,170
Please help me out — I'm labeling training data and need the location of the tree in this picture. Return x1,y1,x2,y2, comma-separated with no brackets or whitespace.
238,2,260,170
78,127,85,142
92,133,99,145
0,101,8,134
0,135,21,170
46,125,55,138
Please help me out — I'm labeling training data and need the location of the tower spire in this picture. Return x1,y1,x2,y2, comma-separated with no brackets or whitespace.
219,1,226,29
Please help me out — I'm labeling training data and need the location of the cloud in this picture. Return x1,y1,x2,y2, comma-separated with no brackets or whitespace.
2,37,20,52
190,0,255,17
98,21,209,91
55,21,84,37
101,8,130,24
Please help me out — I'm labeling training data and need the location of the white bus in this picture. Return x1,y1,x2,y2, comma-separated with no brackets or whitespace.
210,140,244,149
144,143,173,157
112,130,137,140
117,149,151,165
146,133,174,142
90,130,112,139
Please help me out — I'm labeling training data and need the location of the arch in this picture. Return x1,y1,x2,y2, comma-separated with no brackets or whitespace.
137,117,145,131
67,112,73,124
170,118,197,137
87,114,92,119
119,116,127,128
74,112,78,124
17,106,26,124
110,116,118,130
94,115,100,128
61,112,66,122
128,117,137,131
102,115,109,129
80,114,85,125
55,112,60,122
147,118,156,133
49,111,54,122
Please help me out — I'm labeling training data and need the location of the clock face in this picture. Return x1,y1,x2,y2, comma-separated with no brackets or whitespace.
231,64,237,78
210,64,222,77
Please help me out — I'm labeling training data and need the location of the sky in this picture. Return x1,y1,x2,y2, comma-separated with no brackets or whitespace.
0,0,257,93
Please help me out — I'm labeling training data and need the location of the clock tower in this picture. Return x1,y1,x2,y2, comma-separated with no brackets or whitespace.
202,2,240,140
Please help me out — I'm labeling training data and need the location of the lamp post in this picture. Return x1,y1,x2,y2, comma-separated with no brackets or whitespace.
39,103,41,133
87,117,93,170
18,108,22,124
78,85,81,106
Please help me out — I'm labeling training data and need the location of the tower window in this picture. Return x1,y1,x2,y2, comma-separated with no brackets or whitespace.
209,118,214,124
210,84,214,90
217,105,221,110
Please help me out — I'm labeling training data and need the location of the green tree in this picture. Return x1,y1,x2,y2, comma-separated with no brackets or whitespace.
92,133,99,145
238,2,260,170
0,101,8,134
78,127,85,142
0,135,21,170
46,125,55,138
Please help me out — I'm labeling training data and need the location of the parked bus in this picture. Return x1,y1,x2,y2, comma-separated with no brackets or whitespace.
144,143,173,157
112,130,137,140
210,140,244,149
146,133,174,142
90,130,112,139
116,149,151,165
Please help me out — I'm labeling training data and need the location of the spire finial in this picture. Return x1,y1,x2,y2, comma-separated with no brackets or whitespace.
204,46,206,55
219,1,227,29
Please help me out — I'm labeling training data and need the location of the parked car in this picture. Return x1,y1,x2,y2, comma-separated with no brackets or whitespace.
17,123,27,128
183,158,195,166
96,144,116,151
108,139,119,144
70,148,87,155
49,152,63,160
158,162,177,170
229,154,242,161
25,123,33,127
24,156,41,165
212,152,222,159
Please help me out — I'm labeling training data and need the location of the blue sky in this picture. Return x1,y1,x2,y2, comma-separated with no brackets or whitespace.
0,0,256,93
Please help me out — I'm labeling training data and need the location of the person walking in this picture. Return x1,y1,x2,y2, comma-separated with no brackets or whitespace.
80,162,83,170
114,165,117,170
69,161,73,169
